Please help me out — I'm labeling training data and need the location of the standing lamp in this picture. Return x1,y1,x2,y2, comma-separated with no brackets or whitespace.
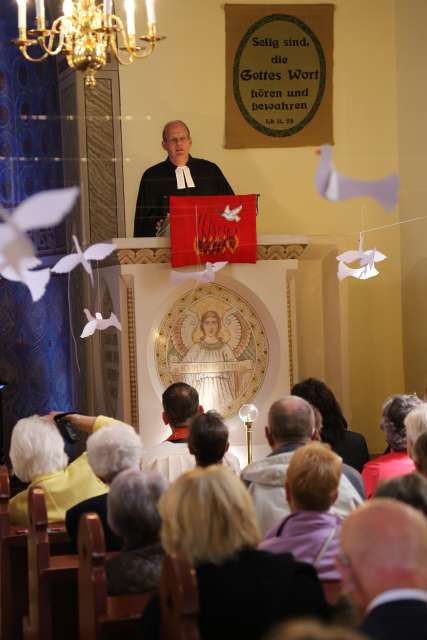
239,403,259,465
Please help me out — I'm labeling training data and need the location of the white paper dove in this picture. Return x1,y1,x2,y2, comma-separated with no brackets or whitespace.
337,235,387,281
316,145,400,212
80,309,122,338
220,205,243,222
0,187,79,301
52,235,116,285
171,261,228,285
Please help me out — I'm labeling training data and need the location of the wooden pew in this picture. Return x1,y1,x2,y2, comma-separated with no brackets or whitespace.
160,554,200,640
78,512,152,639
22,486,78,640
0,466,70,640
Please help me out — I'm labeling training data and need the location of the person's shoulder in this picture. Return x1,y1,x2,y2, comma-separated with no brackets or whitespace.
189,157,222,171
67,492,107,518
142,160,170,177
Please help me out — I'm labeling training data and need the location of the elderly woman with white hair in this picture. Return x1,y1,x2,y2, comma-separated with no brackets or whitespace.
141,465,329,640
404,404,427,461
362,394,422,498
9,412,130,526
105,468,166,595
66,420,143,551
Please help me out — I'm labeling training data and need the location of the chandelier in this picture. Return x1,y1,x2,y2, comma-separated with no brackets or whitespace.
15,0,164,87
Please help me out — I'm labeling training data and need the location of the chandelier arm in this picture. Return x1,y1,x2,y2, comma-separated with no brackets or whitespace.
19,45,50,62
109,36,135,66
132,41,155,59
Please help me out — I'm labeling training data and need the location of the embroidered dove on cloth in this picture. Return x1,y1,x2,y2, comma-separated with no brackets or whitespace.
52,235,116,285
0,187,79,301
80,309,122,338
316,145,400,212
220,204,243,222
171,261,228,285
175,166,195,189
337,235,387,281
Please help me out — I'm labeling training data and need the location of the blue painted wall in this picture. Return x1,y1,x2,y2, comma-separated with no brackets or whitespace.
0,1,74,452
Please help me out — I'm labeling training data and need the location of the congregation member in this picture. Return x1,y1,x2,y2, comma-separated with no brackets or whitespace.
9,412,116,526
405,403,427,460
66,420,143,551
134,120,234,236
106,469,166,595
413,431,427,478
241,396,364,534
188,410,231,467
141,465,330,640
291,378,369,472
374,472,427,518
141,382,239,481
362,393,421,498
338,499,427,639
259,442,342,581
269,620,368,640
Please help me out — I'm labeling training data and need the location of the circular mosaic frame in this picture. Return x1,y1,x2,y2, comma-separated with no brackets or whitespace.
155,283,269,418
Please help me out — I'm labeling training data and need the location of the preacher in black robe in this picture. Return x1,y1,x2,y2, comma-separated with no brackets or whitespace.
134,156,234,237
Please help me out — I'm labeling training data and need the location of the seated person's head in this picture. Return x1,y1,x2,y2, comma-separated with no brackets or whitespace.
10,415,68,482
268,620,368,640
267,396,315,448
285,442,341,512
188,410,229,467
162,382,200,428
107,468,166,548
374,472,427,518
159,465,260,566
87,422,142,484
404,404,427,459
413,430,427,477
380,394,421,452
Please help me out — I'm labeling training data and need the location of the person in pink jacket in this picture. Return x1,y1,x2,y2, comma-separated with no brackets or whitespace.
259,441,342,581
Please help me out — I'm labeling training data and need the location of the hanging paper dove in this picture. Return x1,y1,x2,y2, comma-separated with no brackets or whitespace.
0,187,79,301
337,234,387,281
52,235,116,285
80,309,122,338
220,204,243,222
315,145,399,212
171,261,228,285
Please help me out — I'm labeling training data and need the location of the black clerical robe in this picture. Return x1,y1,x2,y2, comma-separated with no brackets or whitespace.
134,156,234,237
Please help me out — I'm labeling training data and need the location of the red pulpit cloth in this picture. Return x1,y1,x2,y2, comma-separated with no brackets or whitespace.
169,194,257,268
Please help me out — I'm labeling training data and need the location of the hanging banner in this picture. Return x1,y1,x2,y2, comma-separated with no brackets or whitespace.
225,4,334,148
169,194,257,268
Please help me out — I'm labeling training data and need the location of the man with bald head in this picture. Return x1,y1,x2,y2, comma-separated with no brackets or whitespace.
339,499,427,639
241,396,364,534
134,120,234,236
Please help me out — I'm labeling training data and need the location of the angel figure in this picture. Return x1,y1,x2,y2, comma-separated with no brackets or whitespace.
171,308,252,414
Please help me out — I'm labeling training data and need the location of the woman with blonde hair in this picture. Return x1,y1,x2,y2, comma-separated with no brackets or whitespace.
141,465,329,640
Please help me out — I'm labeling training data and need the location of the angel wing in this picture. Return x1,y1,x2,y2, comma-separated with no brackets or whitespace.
109,312,122,331
223,308,251,357
359,249,387,266
12,187,79,231
170,310,198,356
84,242,116,261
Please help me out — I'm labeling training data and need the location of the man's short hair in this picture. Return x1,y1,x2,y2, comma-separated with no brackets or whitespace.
380,394,422,451
162,382,199,427
374,472,427,518
268,396,314,443
87,422,142,483
287,442,342,511
188,411,228,467
413,431,427,476
162,120,191,142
